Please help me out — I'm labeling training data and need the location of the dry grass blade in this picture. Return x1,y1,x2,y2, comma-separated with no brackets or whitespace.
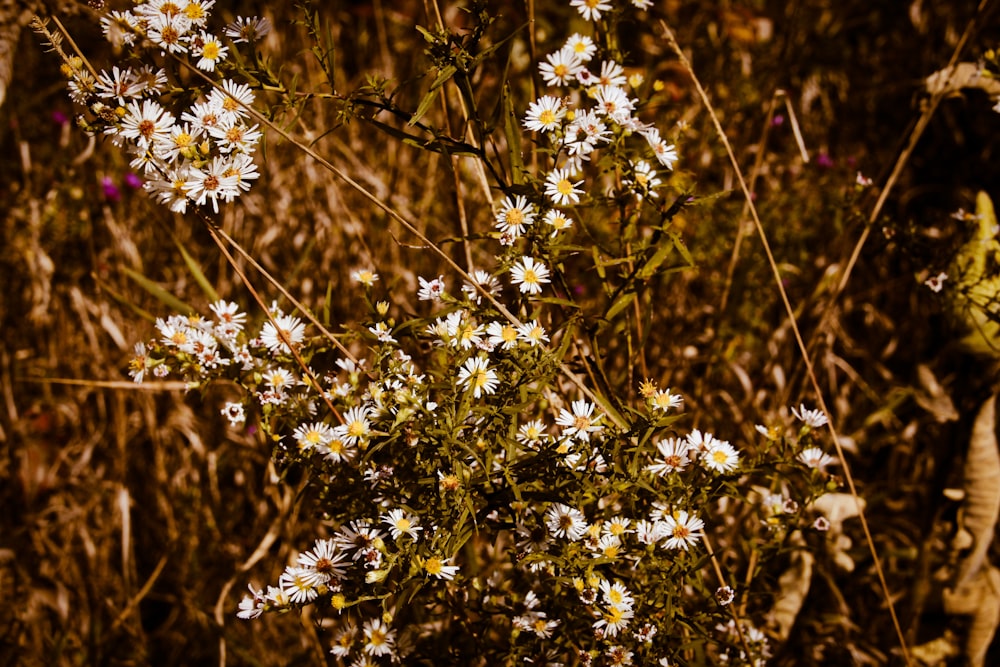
657,18,913,666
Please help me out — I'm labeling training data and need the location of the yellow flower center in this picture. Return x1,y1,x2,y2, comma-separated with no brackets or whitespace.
184,3,206,20
424,557,443,575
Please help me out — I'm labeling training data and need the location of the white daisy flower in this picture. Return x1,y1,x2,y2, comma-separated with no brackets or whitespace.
555,399,603,442
517,419,549,446
147,14,193,54
509,256,551,295
799,446,836,471
381,508,422,540
599,579,635,611
221,402,245,426
649,387,683,413
457,356,499,398
297,538,348,583
523,95,566,133
594,85,636,123
571,0,613,22
362,617,397,656
207,119,262,154
625,159,662,200
181,100,225,133
538,45,583,86
544,167,584,206
661,510,705,551
209,79,256,123
517,320,550,346
646,437,690,476
153,122,202,163
293,421,336,451
486,321,520,350
495,194,537,236
192,30,229,72
224,15,272,44
342,406,372,445
597,60,628,88
119,99,176,150
259,313,306,354
564,33,597,62
95,66,144,105
545,503,588,540
462,269,500,304
593,605,634,637
542,209,574,236
421,555,460,580
236,583,265,619
702,439,739,473
220,153,260,198
278,566,318,604
351,269,379,286
183,155,240,212
792,403,829,429
417,275,446,301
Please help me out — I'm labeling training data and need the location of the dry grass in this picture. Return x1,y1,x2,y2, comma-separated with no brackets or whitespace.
3,0,1000,665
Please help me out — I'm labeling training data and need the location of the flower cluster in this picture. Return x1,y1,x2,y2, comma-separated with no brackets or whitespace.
128,256,787,664
58,2,269,213
88,0,842,664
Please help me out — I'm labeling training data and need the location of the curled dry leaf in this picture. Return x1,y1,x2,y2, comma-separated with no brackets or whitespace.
812,492,866,530
953,394,1000,588
942,566,1000,667
812,493,866,572
768,531,814,641
924,62,1000,99
914,364,958,423
909,630,961,666
940,393,1000,667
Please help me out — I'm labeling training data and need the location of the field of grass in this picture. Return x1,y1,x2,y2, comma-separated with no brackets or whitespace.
3,1,1000,665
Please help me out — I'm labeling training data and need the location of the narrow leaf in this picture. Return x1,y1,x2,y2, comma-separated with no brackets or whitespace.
122,267,193,315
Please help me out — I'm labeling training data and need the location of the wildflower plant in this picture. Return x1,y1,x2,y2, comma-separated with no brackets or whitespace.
39,1,845,664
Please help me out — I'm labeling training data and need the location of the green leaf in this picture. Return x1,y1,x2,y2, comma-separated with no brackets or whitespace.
502,84,524,185
950,191,1000,355
604,290,636,321
171,233,219,303
667,230,695,267
122,267,194,316
408,65,457,126
636,236,677,280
